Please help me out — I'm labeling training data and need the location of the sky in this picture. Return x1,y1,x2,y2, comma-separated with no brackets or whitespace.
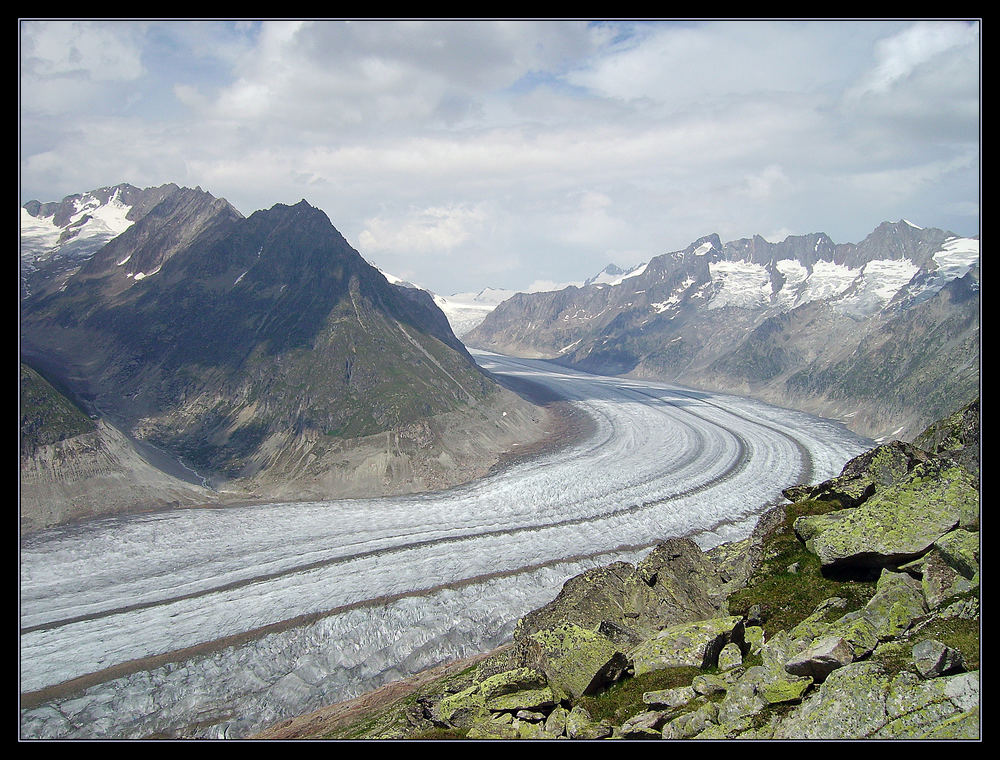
19,19,980,296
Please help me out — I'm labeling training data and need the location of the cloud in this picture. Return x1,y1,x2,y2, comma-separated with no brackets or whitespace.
20,20,146,116
19,19,980,295
359,204,491,255
848,21,979,99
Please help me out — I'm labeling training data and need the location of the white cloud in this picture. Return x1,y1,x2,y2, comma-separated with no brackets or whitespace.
848,21,979,99
19,19,980,295
359,204,491,255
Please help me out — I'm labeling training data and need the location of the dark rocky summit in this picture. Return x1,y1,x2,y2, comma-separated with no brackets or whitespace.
257,397,980,740
20,186,551,529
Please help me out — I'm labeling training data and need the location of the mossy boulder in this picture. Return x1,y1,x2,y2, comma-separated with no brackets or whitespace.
630,616,745,675
912,398,979,479
525,623,628,702
772,663,979,739
795,461,979,571
431,667,546,727
513,538,727,645
783,441,931,508
861,570,927,640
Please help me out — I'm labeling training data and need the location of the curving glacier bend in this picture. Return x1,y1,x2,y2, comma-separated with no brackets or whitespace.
19,352,872,739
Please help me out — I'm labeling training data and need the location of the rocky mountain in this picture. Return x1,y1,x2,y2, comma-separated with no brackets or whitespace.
465,221,980,440
20,183,186,297
20,185,550,527
258,398,980,740
19,363,213,532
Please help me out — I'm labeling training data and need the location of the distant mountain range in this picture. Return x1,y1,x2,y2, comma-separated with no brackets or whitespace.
19,184,547,530
465,222,980,441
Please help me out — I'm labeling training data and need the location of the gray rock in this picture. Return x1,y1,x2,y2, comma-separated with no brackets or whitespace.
617,710,670,738
718,642,744,671
772,663,980,739
630,616,745,674
912,639,967,679
795,460,979,571
784,636,855,681
662,702,719,739
565,705,613,740
643,685,696,709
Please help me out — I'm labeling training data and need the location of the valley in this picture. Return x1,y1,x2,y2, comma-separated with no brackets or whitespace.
20,353,872,739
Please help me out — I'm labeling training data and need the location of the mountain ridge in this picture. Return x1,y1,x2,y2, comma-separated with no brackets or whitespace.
20,184,554,528
465,221,979,440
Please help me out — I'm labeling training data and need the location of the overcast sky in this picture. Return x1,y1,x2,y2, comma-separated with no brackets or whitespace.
19,19,980,296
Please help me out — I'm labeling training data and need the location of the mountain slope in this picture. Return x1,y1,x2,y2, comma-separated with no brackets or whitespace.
465,222,979,440
21,188,549,514
19,363,212,532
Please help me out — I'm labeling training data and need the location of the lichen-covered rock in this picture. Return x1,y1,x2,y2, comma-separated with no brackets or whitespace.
465,713,519,739
920,549,977,609
788,597,850,641
617,710,670,738
630,616,745,675
543,705,569,737
912,639,967,679
744,625,765,656
643,685,696,709
526,624,627,702
772,662,980,739
797,461,979,571
760,674,813,704
485,686,556,713
431,667,546,727
718,642,743,670
912,398,979,480
716,666,770,725
692,672,730,697
565,705,613,740
784,636,855,681
861,570,927,640
824,614,880,660
662,701,720,739
933,528,980,580
792,604,880,661
513,537,728,645
784,441,932,509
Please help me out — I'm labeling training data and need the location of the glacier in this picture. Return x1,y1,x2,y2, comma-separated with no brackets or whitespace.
19,353,872,739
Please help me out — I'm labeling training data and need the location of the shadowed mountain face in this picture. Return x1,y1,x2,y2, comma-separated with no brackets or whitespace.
465,223,980,440
21,190,494,479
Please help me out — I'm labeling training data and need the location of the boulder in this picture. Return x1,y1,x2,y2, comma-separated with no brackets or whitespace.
933,528,980,580
783,441,931,508
784,636,855,681
431,667,546,727
525,623,628,701
630,616,745,675
513,537,728,645
617,710,670,738
919,549,977,610
565,705,613,740
661,702,720,739
912,398,980,480
795,461,978,571
912,639,967,679
642,685,696,709
718,642,744,670
772,663,979,739
543,705,569,737
861,570,927,640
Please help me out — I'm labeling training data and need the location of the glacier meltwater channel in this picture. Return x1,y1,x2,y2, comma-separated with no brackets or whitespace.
20,352,872,739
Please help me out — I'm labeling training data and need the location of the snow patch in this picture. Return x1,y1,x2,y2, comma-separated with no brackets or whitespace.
707,260,771,310
933,237,979,280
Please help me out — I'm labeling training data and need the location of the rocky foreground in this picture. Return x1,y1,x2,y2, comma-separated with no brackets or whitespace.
256,399,980,741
